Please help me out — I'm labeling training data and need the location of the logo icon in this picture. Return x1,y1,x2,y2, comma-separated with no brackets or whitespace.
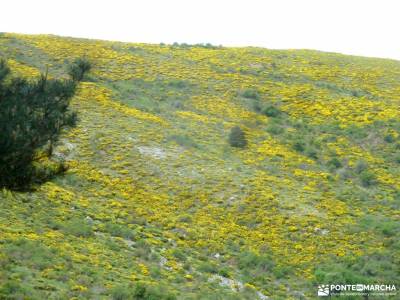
318,285,330,296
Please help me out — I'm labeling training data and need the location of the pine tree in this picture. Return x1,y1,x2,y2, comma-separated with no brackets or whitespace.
0,58,91,189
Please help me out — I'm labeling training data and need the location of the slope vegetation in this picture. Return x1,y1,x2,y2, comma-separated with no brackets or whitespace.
0,33,399,299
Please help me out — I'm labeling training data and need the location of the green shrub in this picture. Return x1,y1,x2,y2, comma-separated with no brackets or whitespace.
252,101,262,113
354,160,368,174
172,249,187,261
132,282,176,300
178,214,193,223
241,88,259,100
167,79,187,88
105,222,134,239
314,266,365,286
266,124,284,135
229,126,248,148
134,239,153,261
168,135,198,149
384,134,395,143
262,105,281,117
2,238,56,271
68,57,92,82
198,261,218,273
0,281,34,299
305,147,318,159
327,157,342,169
292,141,305,152
379,221,398,237
218,267,231,278
273,265,293,279
359,170,377,187
238,251,274,273
63,218,93,237
111,285,133,300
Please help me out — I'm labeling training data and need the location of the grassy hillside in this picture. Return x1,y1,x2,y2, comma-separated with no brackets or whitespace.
0,33,399,299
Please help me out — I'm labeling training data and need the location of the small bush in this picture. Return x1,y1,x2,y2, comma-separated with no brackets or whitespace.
111,285,133,300
68,57,92,82
380,221,398,237
266,124,284,135
2,238,56,271
198,261,218,273
384,134,395,143
252,101,262,113
63,218,93,237
305,147,318,159
105,222,134,239
327,157,342,169
169,135,198,149
262,105,281,117
172,249,187,261
292,141,305,152
168,79,187,88
359,170,377,187
178,214,192,223
238,251,274,273
241,88,259,100
273,265,293,279
0,281,34,299
229,126,247,148
132,282,176,300
354,160,368,174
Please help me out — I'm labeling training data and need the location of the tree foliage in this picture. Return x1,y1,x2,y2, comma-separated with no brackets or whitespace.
0,58,91,189
228,126,247,148
68,57,92,82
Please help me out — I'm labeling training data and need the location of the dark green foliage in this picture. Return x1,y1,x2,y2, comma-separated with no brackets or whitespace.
384,134,395,143
228,126,247,148
171,249,187,261
314,247,399,297
132,282,176,300
238,251,274,274
252,101,262,113
68,57,92,82
167,79,187,88
262,105,281,117
111,285,133,300
0,281,33,299
327,157,342,169
241,88,259,100
354,160,368,174
62,218,93,237
380,221,398,237
272,265,293,279
105,222,135,239
305,147,318,159
111,282,176,300
266,123,284,135
293,140,305,152
0,58,90,189
1,238,56,271
168,134,198,149
198,261,218,273
359,170,377,187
